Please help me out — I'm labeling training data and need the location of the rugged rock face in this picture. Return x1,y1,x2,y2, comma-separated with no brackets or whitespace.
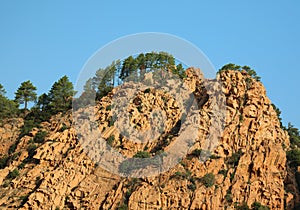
0,118,23,157
0,69,298,209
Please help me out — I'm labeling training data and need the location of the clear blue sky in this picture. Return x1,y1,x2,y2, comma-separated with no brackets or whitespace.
0,1,299,128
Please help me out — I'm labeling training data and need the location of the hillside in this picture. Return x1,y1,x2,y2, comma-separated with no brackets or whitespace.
0,68,299,209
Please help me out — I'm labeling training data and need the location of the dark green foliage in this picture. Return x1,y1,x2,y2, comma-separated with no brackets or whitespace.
7,168,20,179
11,152,20,160
286,123,300,149
59,123,69,132
218,169,228,177
19,195,29,206
188,183,197,191
133,151,150,158
210,154,221,159
201,173,215,187
27,144,37,158
8,143,17,155
230,172,236,181
219,63,261,81
143,88,151,94
190,149,202,157
225,190,233,202
15,80,37,110
117,204,128,210
235,202,250,210
0,95,18,119
2,180,9,188
251,202,270,210
48,75,76,113
227,150,243,166
119,178,141,209
19,119,40,139
80,52,186,101
107,135,115,146
286,149,300,167
0,84,6,96
18,162,26,169
106,105,112,111
271,104,283,127
0,155,9,169
0,84,18,119
33,130,47,143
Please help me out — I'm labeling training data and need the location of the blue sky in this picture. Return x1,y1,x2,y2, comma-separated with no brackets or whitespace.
0,1,299,128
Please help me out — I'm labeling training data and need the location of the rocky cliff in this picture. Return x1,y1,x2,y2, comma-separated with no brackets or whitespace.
0,69,298,209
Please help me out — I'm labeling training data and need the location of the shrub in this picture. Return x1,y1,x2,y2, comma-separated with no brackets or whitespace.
2,180,10,188
230,172,236,181
201,173,215,187
235,202,250,210
107,135,115,146
190,149,202,157
0,155,9,169
227,151,242,166
188,183,196,191
7,168,20,179
251,202,270,210
225,190,233,202
218,169,228,177
106,105,112,111
18,162,26,169
27,144,37,158
33,130,47,143
133,151,150,158
20,195,29,206
210,154,221,159
59,123,69,132
143,88,151,94
117,203,128,210
8,143,17,154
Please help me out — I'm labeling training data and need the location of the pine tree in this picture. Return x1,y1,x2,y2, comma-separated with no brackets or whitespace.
15,80,37,110
0,84,6,96
0,84,18,119
48,76,76,113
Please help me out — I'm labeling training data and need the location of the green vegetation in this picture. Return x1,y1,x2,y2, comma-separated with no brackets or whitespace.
19,195,29,206
133,151,151,158
7,168,20,179
0,155,9,169
219,63,261,81
15,80,37,110
0,84,18,119
107,135,115,146
218,169,228,177
225,190,233,202
201,173,215,188
59,123,69,132
27,144,37,158
48,75,76,113
33,130,47,143
76,52,186,104
117,204,128,210
235,202,250,210
251,202,270,210
190,149,202,157
227,150,243,166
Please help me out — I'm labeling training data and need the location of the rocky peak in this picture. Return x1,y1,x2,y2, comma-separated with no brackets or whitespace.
0,69,298,209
